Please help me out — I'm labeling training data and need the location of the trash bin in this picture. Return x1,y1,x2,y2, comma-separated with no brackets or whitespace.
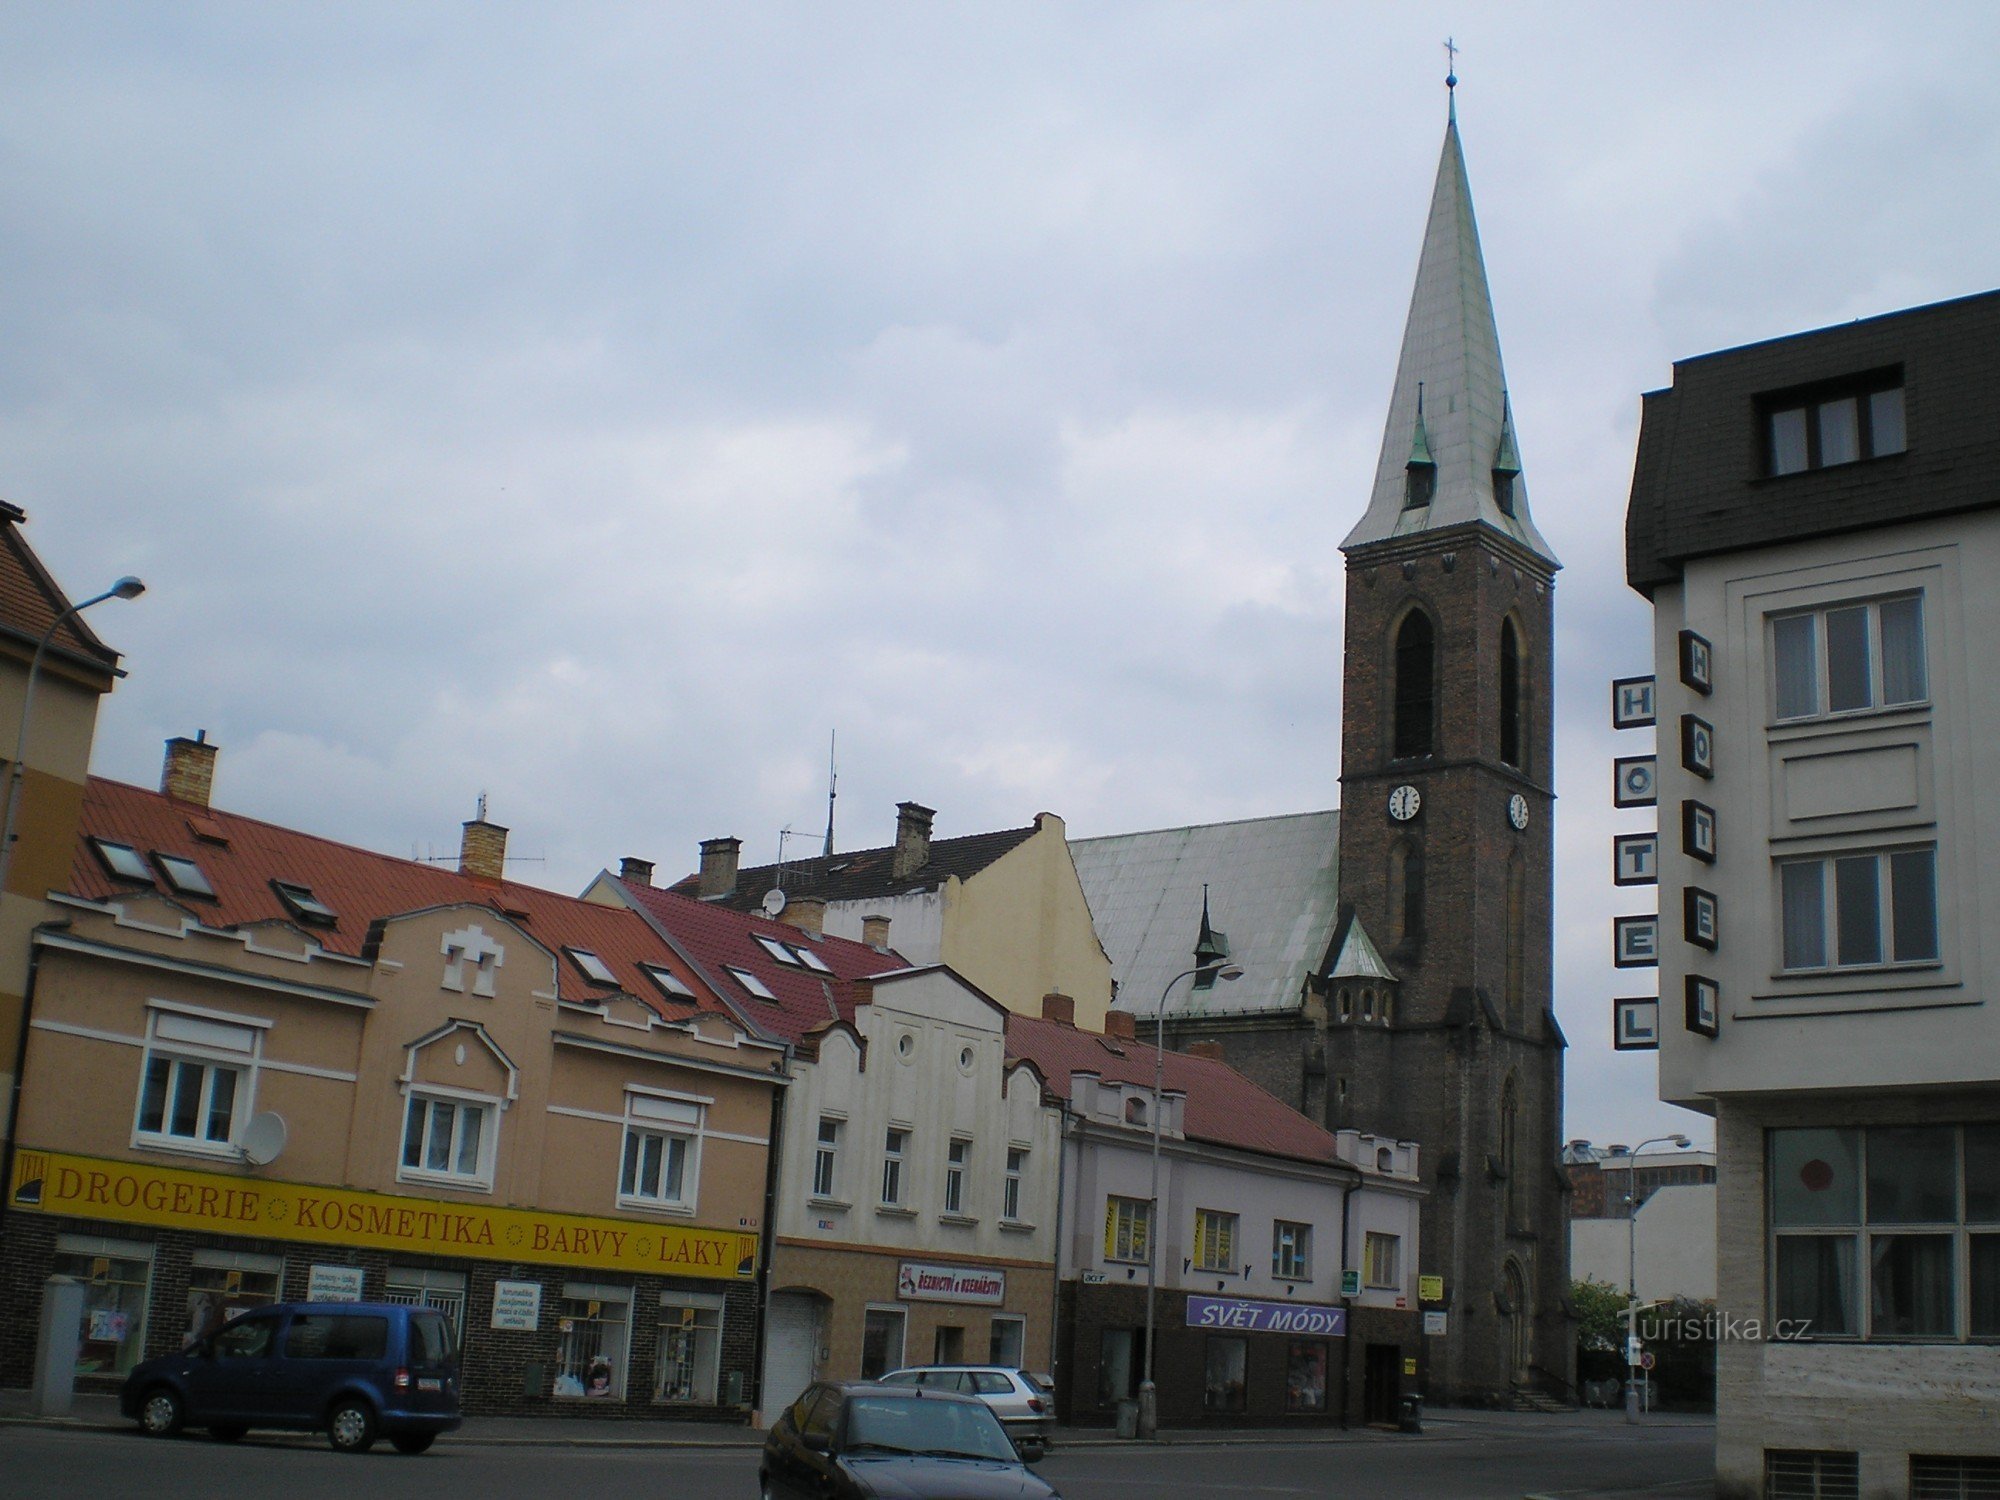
1115,1399,1139,1439
1397,1394,1423,1434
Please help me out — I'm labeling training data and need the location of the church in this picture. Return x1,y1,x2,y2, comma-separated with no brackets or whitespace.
1072,89,1570,1406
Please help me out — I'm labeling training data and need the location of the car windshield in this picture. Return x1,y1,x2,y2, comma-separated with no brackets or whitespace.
844,1393,1017,1462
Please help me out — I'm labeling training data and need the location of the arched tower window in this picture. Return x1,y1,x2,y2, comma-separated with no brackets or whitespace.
1505,854,1526,1030
1499,617,1524,769
1501,1075,1522,1228
1392,611,1437,759
1388,838,1425,951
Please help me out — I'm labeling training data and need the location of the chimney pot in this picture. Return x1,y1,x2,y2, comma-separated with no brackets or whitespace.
620,856,655,888
698,837,742,899
1040,992,1075,1027
161,733,218,808
784,896,827,937
861,913,891,951
1187,1040,1226,1062
459,809,509,882
1103,1011,1136,1041
892,801,935,880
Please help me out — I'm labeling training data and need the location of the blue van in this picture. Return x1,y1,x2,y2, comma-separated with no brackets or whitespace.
119,1300,462,1454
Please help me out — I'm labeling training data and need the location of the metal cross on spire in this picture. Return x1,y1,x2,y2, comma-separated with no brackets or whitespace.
1444,35,1459,90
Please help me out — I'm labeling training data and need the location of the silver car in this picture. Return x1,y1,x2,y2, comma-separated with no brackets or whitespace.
877,1366,1054,1457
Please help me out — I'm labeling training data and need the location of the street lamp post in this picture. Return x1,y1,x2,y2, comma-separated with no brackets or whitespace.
1621,1132,1691,1424
0,574,144,1229
1137,960,1241,1440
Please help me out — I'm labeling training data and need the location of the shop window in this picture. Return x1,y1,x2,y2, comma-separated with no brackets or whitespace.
1203,1337,1247,1412
988,1314,1026,1368
555,1288,630,1398
53,1235,153,1376
186,1250,282,1343
656,1294,723,1403
860,1305,906,1380
1285,1341,1328,1412
386,1266,467,1351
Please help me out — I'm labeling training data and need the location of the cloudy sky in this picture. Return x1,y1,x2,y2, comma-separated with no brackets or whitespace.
5,3,1995,1152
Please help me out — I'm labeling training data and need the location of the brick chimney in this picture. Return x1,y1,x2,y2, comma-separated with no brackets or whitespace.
891,801,935,880
1041,992,1075,1027
850,978,876,1011
161,731,218,807
620,856,654,887
1103,1011,1136,1041
1187,1040,1226,1062
861,913,891,951
698,837,741,898
784,897,826,937
459,806,508,883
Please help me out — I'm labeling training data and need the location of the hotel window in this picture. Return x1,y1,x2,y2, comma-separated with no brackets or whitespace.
1779,847,1938,971
1105,1195,1152,1264
881,1127,909,1207
1273,1220,1312,1281
399,1090,496,1190
1772,594,1925,721
656,1293,724,1403
1765,374,1905,476
812,1116,842,1200
555,1286,630,1398
53,1234,153,1376
943,1137,970,1215
1002,1147,1027,1221
134,1006,262,1156
187,1249,283,1343
1770,1124,2000,1341
620,1094,703,1211
1363,1231,1401,1289
1193,1209,1238,1273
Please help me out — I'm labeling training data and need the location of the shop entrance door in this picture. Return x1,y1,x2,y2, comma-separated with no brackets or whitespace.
1362,1343,1400,1426
933,1325,964,1363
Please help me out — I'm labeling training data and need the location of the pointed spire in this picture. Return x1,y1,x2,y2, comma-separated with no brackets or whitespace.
1342,93,1559,566
1193,884,1230,989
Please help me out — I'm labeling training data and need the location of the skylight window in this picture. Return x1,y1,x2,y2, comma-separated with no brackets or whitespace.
90,839,154,883
567,948,619,986
154,853,215,899
794,946,833,974
754,935,796,965
725,965,777,1001
752,934,836,973
640,963,697,1001
272,880,337,926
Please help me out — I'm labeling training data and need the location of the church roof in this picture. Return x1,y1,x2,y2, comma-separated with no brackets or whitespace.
1324,906,1396,982
1341,105,1557,566
1070,810,1339,1022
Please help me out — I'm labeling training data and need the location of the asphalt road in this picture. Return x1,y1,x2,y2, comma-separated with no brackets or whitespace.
0,1417,1714,1500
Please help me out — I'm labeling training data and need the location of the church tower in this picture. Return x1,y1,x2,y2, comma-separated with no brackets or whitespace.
1329,89,1568,1404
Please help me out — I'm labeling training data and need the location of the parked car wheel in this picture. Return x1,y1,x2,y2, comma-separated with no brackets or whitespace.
138,1387,184,1438
326,1399,376,1453
209,1424,248,1442
390,1432,435,1456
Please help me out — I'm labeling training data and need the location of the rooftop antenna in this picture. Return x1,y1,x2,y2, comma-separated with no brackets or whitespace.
476,790,488,822
1444,36,1459,119
823,730,838,859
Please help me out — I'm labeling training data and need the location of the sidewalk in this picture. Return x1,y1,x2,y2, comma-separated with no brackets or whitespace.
0,1387,1711,1450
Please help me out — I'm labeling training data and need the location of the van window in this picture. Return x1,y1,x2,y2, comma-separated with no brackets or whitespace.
284,1314,389,1361
410,1313,453,1367
214,1316,277,1360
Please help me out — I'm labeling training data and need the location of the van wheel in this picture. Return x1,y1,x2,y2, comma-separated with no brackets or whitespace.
210,1424,248,1442
139,1387,184,1437
327,1399,376,1453
390,1432,435,1455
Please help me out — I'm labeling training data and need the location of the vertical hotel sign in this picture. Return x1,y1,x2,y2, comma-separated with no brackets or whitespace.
9,1149,758,1280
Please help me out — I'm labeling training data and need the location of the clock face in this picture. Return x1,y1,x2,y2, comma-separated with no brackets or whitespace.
1388,785,1422,822
1508,793,1529,830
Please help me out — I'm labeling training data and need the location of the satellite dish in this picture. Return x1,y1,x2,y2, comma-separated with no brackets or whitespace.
762,888,787,917
240,1112,288,1167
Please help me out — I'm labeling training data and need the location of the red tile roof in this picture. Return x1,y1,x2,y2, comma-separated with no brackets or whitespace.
70,777,724,1024
0,507,122,679
616,880,909,1046
1004,1012,1342,1168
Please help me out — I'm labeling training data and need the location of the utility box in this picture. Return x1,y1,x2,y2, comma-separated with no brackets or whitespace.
31,1276,85,1418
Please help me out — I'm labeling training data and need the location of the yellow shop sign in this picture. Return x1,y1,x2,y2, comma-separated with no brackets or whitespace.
9,1149,756,1280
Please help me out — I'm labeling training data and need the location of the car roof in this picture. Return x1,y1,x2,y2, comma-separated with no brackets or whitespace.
824,1380,987,1406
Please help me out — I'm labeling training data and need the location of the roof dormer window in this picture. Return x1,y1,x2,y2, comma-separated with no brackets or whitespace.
566,948,618,986
1763,370,1905,476
154,852,214,899
272,880,337,926
90,838,154,883
640,963,697,1001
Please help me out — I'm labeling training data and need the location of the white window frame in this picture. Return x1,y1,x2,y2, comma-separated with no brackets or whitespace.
1002,1147,1027,1222
1363,1231,1401,1290
1778,846,1940,973
811,1115,843,1201
1771,594,1927,723
1107,1195,1152,1264
132,1003,263,1159
943,1137,971,1216
1272,1220,1312,1281
619,1093,703,1213
881,1126,909,1208
397,1085,499,1191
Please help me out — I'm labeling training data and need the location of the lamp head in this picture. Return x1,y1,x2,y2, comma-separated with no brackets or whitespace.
111,576,145,600
1214,965,1243,983
1671,1134,1692,1148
